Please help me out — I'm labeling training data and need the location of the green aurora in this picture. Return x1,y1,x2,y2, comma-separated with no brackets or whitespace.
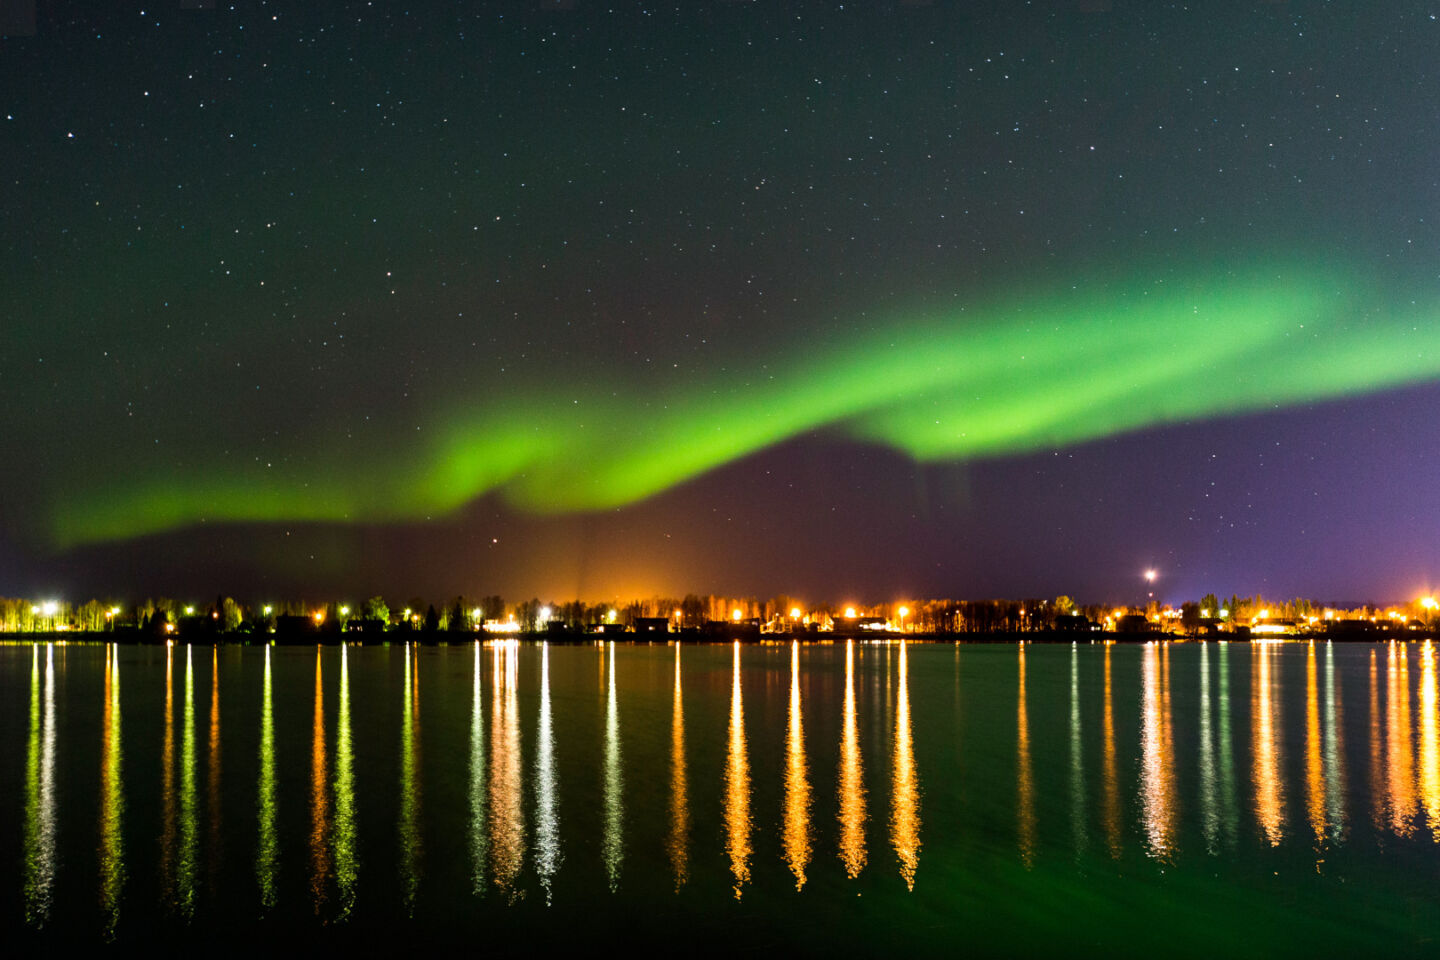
49,261,1440,548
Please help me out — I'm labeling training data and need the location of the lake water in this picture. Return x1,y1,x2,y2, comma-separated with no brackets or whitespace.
4,639,1440,955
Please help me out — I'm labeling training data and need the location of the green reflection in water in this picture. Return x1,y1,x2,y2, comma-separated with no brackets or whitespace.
1068,642,1085,855
24,643,57,927
399,644,422,914
535,641,561,903
99,644,125,941
603,642,623,892
468,641,486,896
257,645,278,911
178,644,197,917
332,643,357,921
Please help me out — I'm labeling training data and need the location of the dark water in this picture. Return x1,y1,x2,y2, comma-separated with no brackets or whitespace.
4,639,1440,956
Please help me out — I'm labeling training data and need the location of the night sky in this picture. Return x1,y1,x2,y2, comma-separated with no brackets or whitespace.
4,1,1439,606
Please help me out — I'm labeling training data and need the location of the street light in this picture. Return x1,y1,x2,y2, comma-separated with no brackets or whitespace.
898,605,909,632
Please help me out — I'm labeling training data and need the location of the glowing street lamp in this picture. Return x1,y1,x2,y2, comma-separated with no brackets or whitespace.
732,608,742,622
898,605,909,632
844,606,857,619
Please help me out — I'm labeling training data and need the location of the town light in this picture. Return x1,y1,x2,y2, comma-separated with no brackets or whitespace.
790,607,801,619
339,605,350,616
542,607,552,621
732,608,742,622
845,606,857,618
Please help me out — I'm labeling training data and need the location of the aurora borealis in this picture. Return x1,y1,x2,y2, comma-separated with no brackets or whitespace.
4,3,1439,601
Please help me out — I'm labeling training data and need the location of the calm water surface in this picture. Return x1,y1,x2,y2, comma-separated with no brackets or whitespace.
4,639,1440,955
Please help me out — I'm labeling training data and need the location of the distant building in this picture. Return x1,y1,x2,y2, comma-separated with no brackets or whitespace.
1325,619,1377,637
1053,613,1091,632
633,617,670,634
1115,614,1153,634
831,616,888,634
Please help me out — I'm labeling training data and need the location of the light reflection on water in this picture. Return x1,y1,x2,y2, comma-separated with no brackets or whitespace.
398,643,422,914
98,644,124,941
17,639,1440,951
890,640,920,889
491,641,524,899
601,641,621,893
724,640,752,899
782,640,811,890
257,646,277,911
309,646,329,912
23,643,56,927
1140,642,1175,860
331,642,356,921
667,642,689,890
1016,642,1034,867
837,639,867,878
1253,640,1285,846
534,642,560,902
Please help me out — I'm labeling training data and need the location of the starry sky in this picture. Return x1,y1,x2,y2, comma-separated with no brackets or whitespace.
3,1,1439,606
